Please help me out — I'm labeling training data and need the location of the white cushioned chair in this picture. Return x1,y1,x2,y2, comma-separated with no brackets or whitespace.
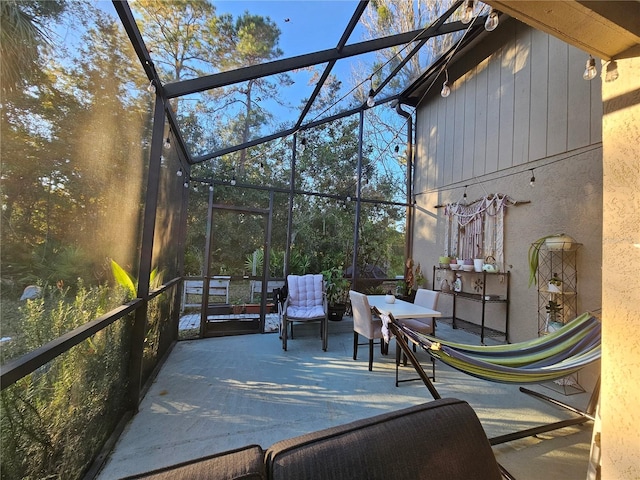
281,274,328,351
401,288,439,336
349,290,389,371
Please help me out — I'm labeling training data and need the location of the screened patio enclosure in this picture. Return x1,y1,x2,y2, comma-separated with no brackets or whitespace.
9,0,638,478
121,0,492,336
1,1,498,478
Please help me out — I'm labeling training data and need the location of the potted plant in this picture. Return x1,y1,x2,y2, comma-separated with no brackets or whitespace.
545,300,564,331
322,267,350,321
401,259,424,302
548,275,563,293
528,234,575,287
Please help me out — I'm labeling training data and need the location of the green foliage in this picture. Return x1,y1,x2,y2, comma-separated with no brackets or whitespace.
0,283,130,480
110,259,136,298
0,0,65,91
528,235,564,287
244,248,310,277
322,266,350,306
110,259,163,300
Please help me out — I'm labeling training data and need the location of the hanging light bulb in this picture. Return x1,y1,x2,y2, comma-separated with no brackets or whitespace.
163,137,171,150
147,80,156,93
394,145,400,153
441,70,451,98
583,55,597,80
461,0,475,24
529,169,536,187
299,136,306,153
485,8,499,31
176,168,183,177
366,88,376,108
230,175,236,186
441,81,451,98
209,184,214,192
183,181,189,188
259,161,265,173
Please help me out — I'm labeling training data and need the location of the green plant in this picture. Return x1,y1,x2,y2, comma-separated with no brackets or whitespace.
549,276,562,287
110,259,162,300
1,282,129,480
545,300,563,323
528,234,565,287
322,266,350,306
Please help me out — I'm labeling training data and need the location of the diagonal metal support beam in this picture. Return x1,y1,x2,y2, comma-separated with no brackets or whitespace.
190,94,398,164
113,0,192,164
370,1,465,98
295,1,369,130
163,21,471,99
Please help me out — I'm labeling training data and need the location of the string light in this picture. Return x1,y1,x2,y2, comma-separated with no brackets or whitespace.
529,169,536,187
441,70,451,98
163,137,171,150
147,80,156,93
230,175,236,186
366,88,376,108
176,168,183,177
209,184,214,192
461,0,475,24
583,55,597,80
183,181,189,188
394,145,399,153
484,8,499,31
299,136,307,153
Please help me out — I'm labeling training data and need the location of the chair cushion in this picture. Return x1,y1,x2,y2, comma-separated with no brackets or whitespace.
287,274,324,308
286,305,325,319
265,398,502,480
398,317,434,335
121,445,266,479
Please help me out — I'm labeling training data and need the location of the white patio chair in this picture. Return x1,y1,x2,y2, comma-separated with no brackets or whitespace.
349,290,388,371
281,274,328,351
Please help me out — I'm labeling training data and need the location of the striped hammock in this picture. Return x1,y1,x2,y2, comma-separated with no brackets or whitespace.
390,312,601,384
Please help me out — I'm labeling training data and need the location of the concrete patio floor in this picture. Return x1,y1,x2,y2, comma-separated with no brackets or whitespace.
97,317,595,479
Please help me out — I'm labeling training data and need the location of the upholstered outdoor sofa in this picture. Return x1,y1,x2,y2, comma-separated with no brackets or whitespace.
121,398,503,480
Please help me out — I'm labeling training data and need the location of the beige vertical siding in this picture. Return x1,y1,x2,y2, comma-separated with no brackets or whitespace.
411,19,603,370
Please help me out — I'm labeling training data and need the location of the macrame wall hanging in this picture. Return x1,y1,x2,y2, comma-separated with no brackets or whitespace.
443,193,516,270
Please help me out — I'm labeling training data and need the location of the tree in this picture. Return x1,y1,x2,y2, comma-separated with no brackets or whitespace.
359,0,456,90
1,2,151,287
206,11,291,174
0,0,65,92
132,0,216,83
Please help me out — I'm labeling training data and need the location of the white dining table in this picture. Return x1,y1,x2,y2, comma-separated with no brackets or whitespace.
366,295,441,320
367,295,442,396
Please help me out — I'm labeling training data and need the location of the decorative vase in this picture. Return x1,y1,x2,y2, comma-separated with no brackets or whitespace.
453,274,462,292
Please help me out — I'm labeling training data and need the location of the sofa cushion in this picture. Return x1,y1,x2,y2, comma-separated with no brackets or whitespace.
120,444,266,480
265,398,501,480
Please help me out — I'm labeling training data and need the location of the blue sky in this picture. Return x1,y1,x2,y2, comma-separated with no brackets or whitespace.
214,1,367,57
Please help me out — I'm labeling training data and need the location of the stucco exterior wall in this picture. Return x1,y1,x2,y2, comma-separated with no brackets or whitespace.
600,52,640,479
411,21,603,390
